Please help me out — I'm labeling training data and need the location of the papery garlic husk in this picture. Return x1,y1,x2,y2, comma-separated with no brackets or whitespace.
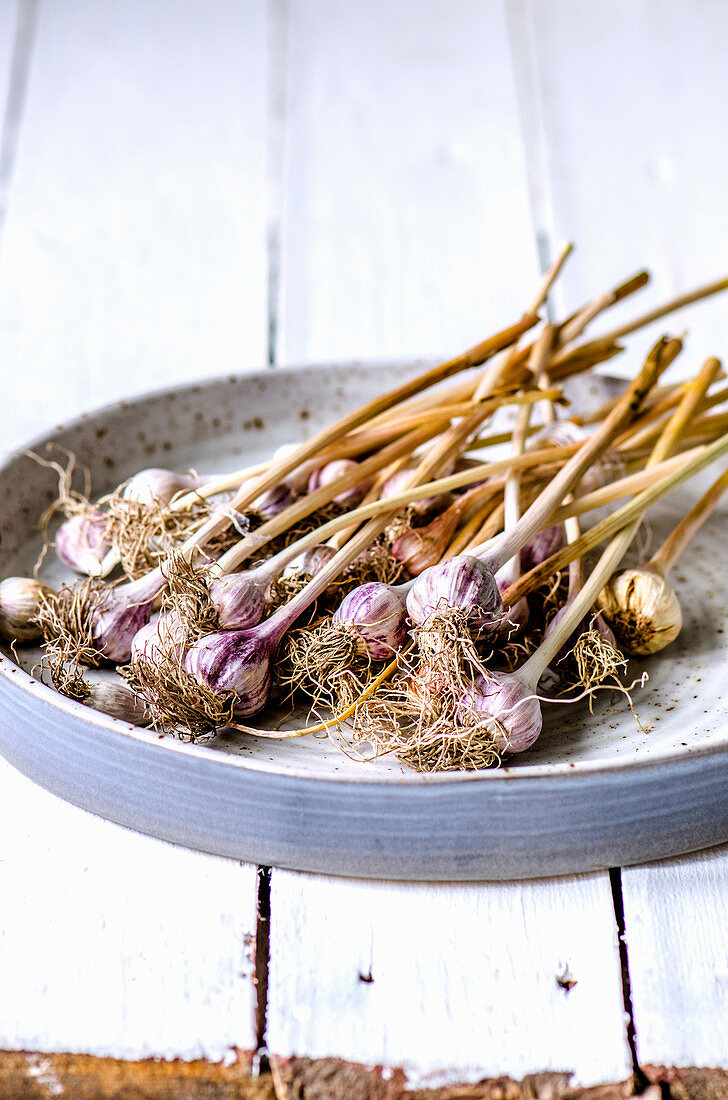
521,524,566,571
184,627,275,718
406,555,502,636
122,468,201,507
332,582,409,660
55,512,111,575
0,576,54,642
597,567,682,655
209,573,266,630
84,680,152,725
459,671,542,754
308,458,370,505
131,610,187,663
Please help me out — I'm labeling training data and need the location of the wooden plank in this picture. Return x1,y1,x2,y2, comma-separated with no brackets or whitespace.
0,1,24,225
520,0,728,377
0,1050,276,1100
621,846,728,1070
275,0,541,366
267,871,631,1088
0,0,269,455
0,756,259,1059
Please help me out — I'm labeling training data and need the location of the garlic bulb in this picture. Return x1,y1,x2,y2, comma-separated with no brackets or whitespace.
308,459,370,505
380,467,451,516
521,524,566,571
209,573,267,630
122,468,201,507
527,422,621,496
391,511,460,577
55,512,111,575
281,545,337,581
0,576,53,643
406,555,501,635
332,582,409,660
131,610,187,663
597,567,682,655
184,627,275,718
84,681,151,725
459,671,542,754
92,572,164,663
253,482,298,520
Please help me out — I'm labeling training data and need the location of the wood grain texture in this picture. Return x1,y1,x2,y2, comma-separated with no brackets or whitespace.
267,872,631,1089
0,0,269,454
520,0,728,377
0,757,259,1060
621,845,728,1070
0,1050,275,1100
275,0,540,366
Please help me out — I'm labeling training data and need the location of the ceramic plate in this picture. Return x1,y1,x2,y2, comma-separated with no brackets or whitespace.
1,362,727,880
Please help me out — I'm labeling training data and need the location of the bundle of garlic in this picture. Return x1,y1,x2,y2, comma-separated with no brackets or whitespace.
4,245,728,773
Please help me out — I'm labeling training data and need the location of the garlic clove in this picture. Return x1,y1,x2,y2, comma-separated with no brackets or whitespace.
597,567,682,655
0,576,54,643
521,524,566,571
184,629,274,718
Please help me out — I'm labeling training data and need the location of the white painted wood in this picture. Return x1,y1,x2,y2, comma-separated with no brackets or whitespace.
0,2,22,219
268,871,631,1087
622,845,728,1069
0,0,269,455
0,755,258,1058
522,0,728,378
276,0,541,366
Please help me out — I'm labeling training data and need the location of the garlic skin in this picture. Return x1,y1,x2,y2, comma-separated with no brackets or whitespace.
406,555,502,635
380,468,451,517
209,574,266,630
0,576,53,643
459,671,542,754
122,468,201,507
184,628,274,718
521,524,565,571
597,567,682,655
84,681,151,725
391,512,458,577
55,512,111,575
332,582,409,660
308,459,370,505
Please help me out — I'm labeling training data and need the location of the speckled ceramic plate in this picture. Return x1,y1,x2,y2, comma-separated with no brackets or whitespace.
1,362,727,880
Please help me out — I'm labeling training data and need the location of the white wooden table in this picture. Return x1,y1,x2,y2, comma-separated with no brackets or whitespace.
2,3,728,1097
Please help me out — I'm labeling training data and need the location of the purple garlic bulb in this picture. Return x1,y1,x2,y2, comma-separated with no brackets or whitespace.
332,582,409,660
131,609,187,663
406,555,502,635
521,525,566,571
122,468,201,507
56,512,111,575
282,545,337,581
209,573,267,630
92,573,164,663
184,626,275,718
253,482,298,520
459,671,542,754
380,467,451,516
308,459,370,505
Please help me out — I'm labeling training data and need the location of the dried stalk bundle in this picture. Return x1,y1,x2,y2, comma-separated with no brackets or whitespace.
6,248,728,769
